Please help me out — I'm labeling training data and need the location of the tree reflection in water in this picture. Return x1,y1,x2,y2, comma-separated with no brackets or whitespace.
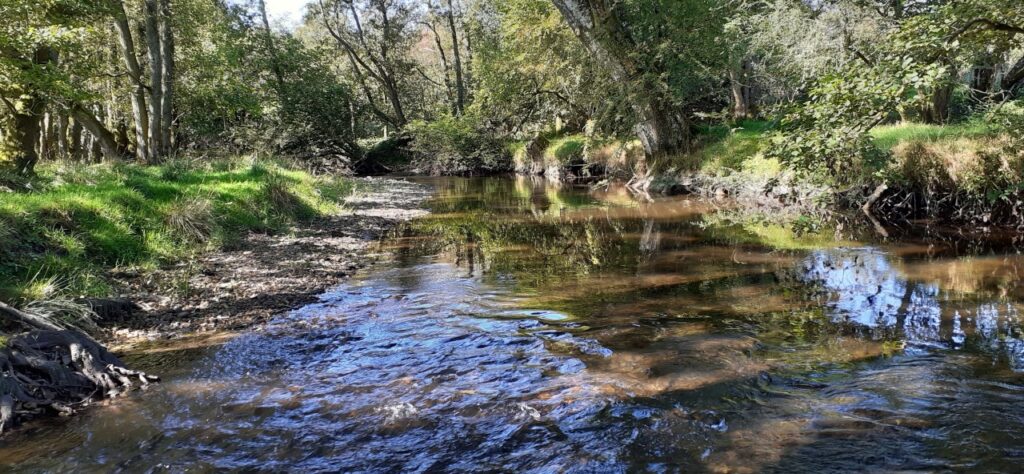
802,248,1024,370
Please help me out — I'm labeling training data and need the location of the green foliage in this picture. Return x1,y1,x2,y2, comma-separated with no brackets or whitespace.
473,0,607,133
406,113,511,175
616,0,729,106
546,135,585,164
175,5,359,158
766,0,1024,182
0,158,354,301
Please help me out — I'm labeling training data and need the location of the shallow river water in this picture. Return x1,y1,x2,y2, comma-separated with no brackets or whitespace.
3,177,1024,473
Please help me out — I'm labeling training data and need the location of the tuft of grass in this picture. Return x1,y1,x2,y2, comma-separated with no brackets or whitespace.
159,157,197,181
165,197,214,242
885,136,1022,196
23,298,100,332
0,157,354,302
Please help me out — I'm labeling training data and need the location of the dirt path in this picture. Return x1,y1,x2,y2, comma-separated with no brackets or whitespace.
104,177,432,347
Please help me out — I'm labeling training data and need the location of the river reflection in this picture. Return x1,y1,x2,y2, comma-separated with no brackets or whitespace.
1,177,1023,472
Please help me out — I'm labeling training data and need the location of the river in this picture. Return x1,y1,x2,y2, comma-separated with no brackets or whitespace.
2,177,1023,472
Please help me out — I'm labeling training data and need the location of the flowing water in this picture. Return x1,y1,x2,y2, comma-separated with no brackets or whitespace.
3,177,1024,473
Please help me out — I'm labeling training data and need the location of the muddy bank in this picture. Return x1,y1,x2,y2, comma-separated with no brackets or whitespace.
103,177,432,348
0,178,430,436
646,171,1024,243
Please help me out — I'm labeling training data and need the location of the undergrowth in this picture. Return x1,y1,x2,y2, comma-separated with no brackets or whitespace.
0,156,355,302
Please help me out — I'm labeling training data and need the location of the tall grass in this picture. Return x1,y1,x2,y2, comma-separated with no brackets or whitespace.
870,121,997,152
0,156,355,302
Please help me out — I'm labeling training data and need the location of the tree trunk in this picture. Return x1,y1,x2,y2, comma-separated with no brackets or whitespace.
159,0,175,153
445,0,466,115
56,113,69,159
39,111,53,163
257,0,286,94
381,75,407,127
318,0,406,127
461,1,475,102
426,19,457,115
12,101,43,175
921,83,952,124
144,0,164,162
729,60,751,120
70,105,122,161
11,47,55,175
113,1,150,162
550,0,688,158
1001,55,1024,95
115,120,131,155
69,118,83,161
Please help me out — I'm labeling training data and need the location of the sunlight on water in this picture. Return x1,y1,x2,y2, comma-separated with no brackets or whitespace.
2,177,1023,472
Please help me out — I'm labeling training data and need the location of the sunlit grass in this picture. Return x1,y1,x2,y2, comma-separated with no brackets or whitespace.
676,120,774,174
0,157,355,302
545,134,586,164
870,121,997,152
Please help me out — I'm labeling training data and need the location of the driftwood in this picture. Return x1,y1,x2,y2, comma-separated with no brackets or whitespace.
0,302,159,433
0,302,62,332
862,183,890,238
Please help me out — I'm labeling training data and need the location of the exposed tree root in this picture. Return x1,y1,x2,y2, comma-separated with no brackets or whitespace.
0,302,159,434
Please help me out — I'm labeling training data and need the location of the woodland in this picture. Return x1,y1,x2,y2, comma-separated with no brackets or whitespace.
1,0,1023,436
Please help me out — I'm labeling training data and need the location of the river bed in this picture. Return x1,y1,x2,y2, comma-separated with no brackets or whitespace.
2,177,1023,472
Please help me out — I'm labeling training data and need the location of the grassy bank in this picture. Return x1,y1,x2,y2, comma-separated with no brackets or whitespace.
643,118,1020,230
670,119,1000,175
0,157,354,303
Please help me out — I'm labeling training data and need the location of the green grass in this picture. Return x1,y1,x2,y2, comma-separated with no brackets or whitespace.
870,121,997,152
545,135,586,164
676,120,773,174
0,157,355,302
674,119,998,178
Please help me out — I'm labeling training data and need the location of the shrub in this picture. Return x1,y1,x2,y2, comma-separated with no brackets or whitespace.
887,137,1023,197
406,113,511,175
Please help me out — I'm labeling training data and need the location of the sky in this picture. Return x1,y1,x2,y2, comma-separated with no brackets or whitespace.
263,0,308,27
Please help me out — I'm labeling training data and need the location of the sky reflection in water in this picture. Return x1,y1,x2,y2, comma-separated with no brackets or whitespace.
1,177,1023,472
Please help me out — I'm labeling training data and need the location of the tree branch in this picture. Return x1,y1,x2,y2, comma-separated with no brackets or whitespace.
0,95,17,115
947,18,1024,43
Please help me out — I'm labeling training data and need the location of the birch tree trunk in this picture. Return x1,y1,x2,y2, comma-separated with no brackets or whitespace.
144,0,164,162
159,0,175,153
113,1,150,162
445,0,465,115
